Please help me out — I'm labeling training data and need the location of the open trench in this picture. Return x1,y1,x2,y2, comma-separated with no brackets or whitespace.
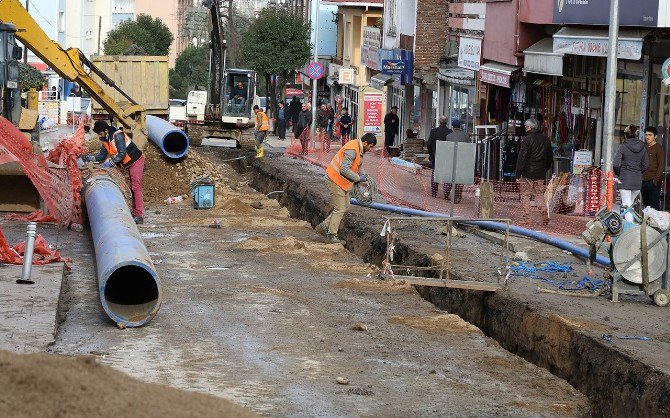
218,150,670,417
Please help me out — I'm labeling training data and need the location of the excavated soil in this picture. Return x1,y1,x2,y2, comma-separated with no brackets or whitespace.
0,349,255,417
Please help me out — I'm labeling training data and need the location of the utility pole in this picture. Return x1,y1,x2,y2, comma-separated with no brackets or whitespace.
23,0,28,64
603,0,620,210
97,16,102,55
310,0,319,139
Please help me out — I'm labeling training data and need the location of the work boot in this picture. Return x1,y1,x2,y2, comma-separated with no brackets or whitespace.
326,233,341,244
315,222,328,237
133,216,143,225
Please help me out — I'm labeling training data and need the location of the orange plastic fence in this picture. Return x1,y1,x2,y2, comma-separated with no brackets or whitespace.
285,134,607,237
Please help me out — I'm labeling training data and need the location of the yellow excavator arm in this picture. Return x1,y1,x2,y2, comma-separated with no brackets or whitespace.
0,0,147,148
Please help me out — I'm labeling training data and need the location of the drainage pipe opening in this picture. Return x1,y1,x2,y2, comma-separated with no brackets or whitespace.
103,264,160,326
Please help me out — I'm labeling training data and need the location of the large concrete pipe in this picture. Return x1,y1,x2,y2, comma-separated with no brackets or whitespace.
85,173,162,327
146,115,190,159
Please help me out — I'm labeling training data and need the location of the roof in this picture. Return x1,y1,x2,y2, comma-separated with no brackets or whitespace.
321,0,382,7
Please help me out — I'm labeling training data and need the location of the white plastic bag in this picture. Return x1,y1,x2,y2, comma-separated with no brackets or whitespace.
643,207,670,231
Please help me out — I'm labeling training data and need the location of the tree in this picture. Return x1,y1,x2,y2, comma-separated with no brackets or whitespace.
18,62,45,91
241,9,310,115
169,46,209,99
103,15,173,56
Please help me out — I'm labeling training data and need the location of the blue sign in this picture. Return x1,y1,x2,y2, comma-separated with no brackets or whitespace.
378,49,413,85
553,0,659,27
381,60,406,75
307,62,324,80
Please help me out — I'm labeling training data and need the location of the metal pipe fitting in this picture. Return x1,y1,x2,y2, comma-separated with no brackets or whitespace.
146,115,190,159
19,222,37,284
84,173,162,327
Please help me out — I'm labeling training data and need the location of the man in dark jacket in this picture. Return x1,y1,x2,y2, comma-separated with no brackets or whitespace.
289,96,302,131
444,118,470,203
295,103,312,155
641,126,665,210
383,106,400,156
426,116,452,198
516,118,554,226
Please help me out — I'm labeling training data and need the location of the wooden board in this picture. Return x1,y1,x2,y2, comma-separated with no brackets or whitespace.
480,182,494,219
390,275,500,292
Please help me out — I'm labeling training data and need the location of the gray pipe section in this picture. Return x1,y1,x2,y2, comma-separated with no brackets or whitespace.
85,173,162,327
21,222,37,282
146,115,190,159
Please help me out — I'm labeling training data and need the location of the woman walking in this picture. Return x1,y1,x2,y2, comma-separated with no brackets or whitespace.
614,125,649,222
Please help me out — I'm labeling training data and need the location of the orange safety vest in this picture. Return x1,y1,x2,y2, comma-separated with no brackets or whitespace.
102,131,132,166
256,111,270,131
326,139,362,191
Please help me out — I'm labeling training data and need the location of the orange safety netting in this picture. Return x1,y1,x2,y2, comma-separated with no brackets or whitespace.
285,135,606,237
0,226,70,265
0,116,85,228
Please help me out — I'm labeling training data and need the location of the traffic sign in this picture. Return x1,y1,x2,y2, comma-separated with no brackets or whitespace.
307,62,324,80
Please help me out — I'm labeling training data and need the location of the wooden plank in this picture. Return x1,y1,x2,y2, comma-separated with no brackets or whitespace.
390,275,499,292
480,182,494,219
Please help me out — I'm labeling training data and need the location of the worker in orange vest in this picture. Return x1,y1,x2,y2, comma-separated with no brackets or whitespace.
316,133,377,243
82,120,145,224
253,105,270,158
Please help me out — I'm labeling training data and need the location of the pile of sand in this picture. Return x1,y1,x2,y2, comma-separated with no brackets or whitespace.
389,314,482,334
0,349,256,417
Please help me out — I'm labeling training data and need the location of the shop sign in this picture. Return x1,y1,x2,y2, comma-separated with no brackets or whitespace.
586,169,601,216
361,45,379,70
572,150,593,174
479,68,510,88
458,37,482,72
363,92,383,133
553,0,660,27
381,60,406,75
285,87,304,97
339,68,355,84
553,37,643,60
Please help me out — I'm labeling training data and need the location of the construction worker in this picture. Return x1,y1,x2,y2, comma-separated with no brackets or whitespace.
316,132,377,243
253,104,270,158
81,120,145,224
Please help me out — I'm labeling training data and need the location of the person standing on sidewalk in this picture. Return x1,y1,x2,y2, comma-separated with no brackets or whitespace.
426,116,452,198
317,104,330,151
383,106,400,156
289,96,302,132
641,126,665,210
82,120,145,224
277,101,288,140
316,133,377,242
295,103,312,155
253,105,270,158
614,124,649,222
339,107,353,145
515,118,554,226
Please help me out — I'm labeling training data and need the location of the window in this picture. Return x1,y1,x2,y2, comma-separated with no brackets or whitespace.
344,22,351,60
85,30,93,40
386,0,397,36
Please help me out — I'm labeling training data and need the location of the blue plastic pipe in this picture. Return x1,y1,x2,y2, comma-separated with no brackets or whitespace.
85,173,162,327
350,198,610,267
146,115,189,159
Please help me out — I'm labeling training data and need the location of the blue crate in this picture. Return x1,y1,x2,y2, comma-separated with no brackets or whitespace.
193,184,215,209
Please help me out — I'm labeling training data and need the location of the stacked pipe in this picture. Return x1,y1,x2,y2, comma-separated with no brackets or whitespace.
85,173,162,327
146,115,190,159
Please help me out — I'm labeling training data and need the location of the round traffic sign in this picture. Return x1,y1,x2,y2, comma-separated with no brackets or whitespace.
307,62,324,80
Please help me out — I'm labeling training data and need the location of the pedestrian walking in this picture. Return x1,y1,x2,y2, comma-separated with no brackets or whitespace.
82,121,145,224
315,133,377,242
515,118,554,226
327,104,335,143
641,126,665,210
614,124,649,222
317,104,330,151
444,118,470,203
339,107,353,146
426,116,453,198
289,96,302,132
295,103,312,155
277,101,288,140
383,106,400,156
253,105,270,158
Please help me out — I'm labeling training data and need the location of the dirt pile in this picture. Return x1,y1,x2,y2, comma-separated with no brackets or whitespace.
0,349,256,417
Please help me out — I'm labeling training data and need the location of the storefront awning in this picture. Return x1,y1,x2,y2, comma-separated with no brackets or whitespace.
479,62,520,88
523,38,564,77
553,27,650,61
369,73,394,90
436,67,475,86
